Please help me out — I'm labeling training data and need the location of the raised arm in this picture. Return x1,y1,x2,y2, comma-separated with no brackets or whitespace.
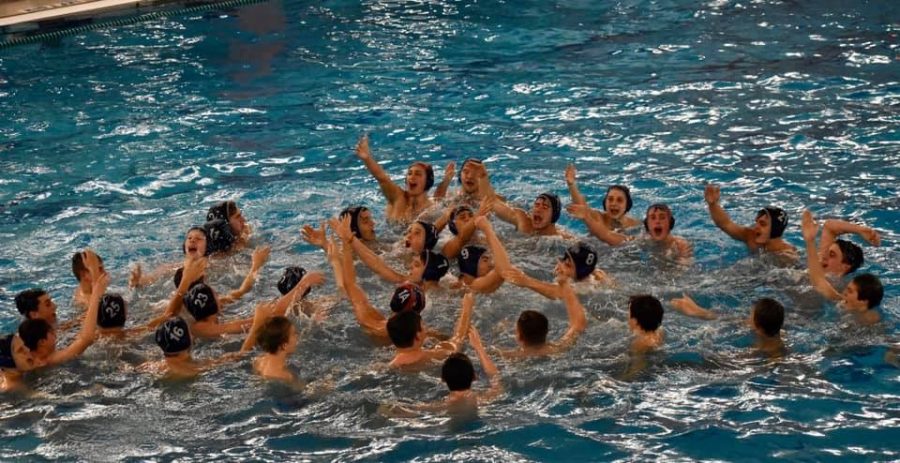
335,216,387,334
433,161,455,199
467,270,505,293
802,210,841,301
567,203,629,246
447,292,475,351
147,256,207,329
272,271,326,317
705,184,751,242
303,222,345,295
501,267,561,300
820,218,881,255
468,326,502,402
554,279,587,350
565,164,588,205
355,135,404,204
669,294,717,320
220,246,270,305
348,230,405,284
46,251,107,366
475,216,512,273
442,200,490,258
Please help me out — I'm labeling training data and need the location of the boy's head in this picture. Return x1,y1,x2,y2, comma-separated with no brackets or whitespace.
441,352,475,391
643,204,675,241
386,310,423,348
457,245,489,278
183,283,219,321
414,251,450,283
603,185,633,219
389,283,426,313
182,226,210,258
458,158,484,194
844,273,883,310
516,310,549,347
278,266,312,298
559,243,598,281
822,240,863,276
98,293,127,329
448,205,474,236
207,200,246,237
404,221,438,252
753,207,788,243
339,206,375,241
406,162,435,194
204,219,236,254
256,316,297,354
628,295,664,333
750,298,784,338
14,288,57,325
155,317,192,356
18,319,55,355
531,192,562,230
72,250,105,283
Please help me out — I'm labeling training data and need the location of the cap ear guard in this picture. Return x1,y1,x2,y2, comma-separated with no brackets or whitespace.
206,202,228,222
417,221,439,250
538,192,562,223
155,317,192,355
457,158,483,183
278,266,311,298
390,283,426,313
448,205,473,236
421,251,450,282
603,185,634,213
457,245,487,278
643,204,675,232
98,293,127,328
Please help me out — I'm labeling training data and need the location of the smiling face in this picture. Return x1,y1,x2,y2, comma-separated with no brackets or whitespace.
531,197,554,230
184,229,208,258
405,164,429,195
645,207,672,241
604,188,629,219
821,243,849,276
752,213,772,244
459,161,482,194
404,223,427,253
357,209,377,241
840,281,866,311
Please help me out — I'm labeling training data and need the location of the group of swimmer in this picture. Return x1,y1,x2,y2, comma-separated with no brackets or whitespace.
1,134,887,414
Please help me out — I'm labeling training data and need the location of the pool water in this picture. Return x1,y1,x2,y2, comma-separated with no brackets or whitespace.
1,0,898,461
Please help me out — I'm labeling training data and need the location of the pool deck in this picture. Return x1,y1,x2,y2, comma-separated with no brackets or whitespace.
0,0,159,28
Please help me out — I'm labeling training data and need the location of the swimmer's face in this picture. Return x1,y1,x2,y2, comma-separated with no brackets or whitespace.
452,209,473,232
404,223,427,252
822,243,849,276
228,208,246,236
645,207,672,241
604,188,629,219
184,229,207,258
460,161,482,194
358,209,377,241
531,197,554,230
841,282,866,311
35,328,57,357
477,252,493,277
406,165,428,195
753,213,772,244
33,294,58,326
555,256,576,279
409,255,426,282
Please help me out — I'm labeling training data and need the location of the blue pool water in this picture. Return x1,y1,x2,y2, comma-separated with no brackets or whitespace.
1,0,898,460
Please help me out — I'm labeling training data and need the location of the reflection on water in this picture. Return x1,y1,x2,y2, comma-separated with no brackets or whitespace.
0,0,898,461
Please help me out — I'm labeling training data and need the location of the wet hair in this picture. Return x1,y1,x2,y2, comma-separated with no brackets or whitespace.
172,267,204,290
386,310,422,348
458,157,483,183
182,226,210,256
835,239,863,274
416,221,439,250
14,288,46,317
629,295,664,332
420,251,450,282
183,284,218,321
256,316,293,354
756,207,788,239
537,192,562,223
852,273,883,309
603,185,634,213
517,310,549,347
411,162,435,191
206,200,238,222
18,319,52,351
643,204,675,232
457,245,487,278
278,266,311,298
390,283,426,313
204,219,236,254
155,317,191,356
448,205,473,236
751,298,784,337
442,352,475,391
339,206,368,239
564,242,598,281
98,293,127,329
72,251,104,282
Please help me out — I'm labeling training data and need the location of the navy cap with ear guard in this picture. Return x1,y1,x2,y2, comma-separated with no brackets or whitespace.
183,283,218,321
411,162,435,191
448,205,473,236
420,251,450,282
643,203,676,232
203,219,236,254
603,185,634,213
416,221,439,250
155,317,191,355
339,206,366,239
457,245,486,278
757,207,788,239
458,158,483,183
206,202,228,222
390,283,426,313
537,192,562,223
278,266,311,298
564,242,598,281
98,293,127,328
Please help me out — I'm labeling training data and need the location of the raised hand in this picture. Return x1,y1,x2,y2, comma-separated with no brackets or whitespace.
332,215,354,243
355,134,371,161
566,203,591,220
801,210,818,243
443,161,456,183
129,264,143,288
565,164,576,186
301,221,328,249
300,271,327,289
861,227,881,246
704,184,721,206
251,246,271,270
501,268,527,285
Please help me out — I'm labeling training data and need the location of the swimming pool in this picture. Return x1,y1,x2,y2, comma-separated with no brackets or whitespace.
1,0,898,460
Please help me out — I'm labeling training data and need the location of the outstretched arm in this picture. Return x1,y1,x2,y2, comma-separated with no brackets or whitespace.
565,164,587,205
433,161,455,200
355,135,404,204
501,267,561,300
669,294,717,320
475,216,512,273
303,222,346,295
567,203,629,246
445,292,475,352
705,184,751,242
442,200,491,258
146,256,207,329
554,279,587,350
46,251,108,366
336,216,387,335
469,326,502,402
802,210,841,301
820,218,880,256
339,222,405,284
220,246,270,305
467,270,505,293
